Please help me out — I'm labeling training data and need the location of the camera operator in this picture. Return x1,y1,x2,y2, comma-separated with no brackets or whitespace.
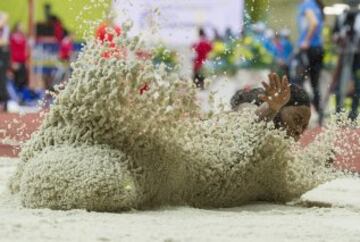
333,0,360,120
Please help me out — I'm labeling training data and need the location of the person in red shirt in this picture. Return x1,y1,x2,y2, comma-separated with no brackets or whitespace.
53,31,74,87
9,22,28,90
52,17,64,42
59,31,73,61
192,28,213,89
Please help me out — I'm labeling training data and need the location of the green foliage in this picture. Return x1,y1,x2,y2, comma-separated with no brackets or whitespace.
245,0,269,23
204,26,338,76
152,46,179,72
323,27,338,70
204,36,273,76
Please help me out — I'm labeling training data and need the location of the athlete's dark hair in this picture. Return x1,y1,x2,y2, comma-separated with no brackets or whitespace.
231,84,310,129
230,84,310,110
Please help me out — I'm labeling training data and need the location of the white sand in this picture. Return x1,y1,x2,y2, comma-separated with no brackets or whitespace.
300,177,360,209
1,158,360,242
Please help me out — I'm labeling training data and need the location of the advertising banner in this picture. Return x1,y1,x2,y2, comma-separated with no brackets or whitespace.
113,0,244,45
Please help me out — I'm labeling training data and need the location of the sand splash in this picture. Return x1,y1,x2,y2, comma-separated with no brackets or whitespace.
6,17,360,211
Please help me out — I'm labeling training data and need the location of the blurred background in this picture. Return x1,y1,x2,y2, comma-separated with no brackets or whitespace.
0,0,360,157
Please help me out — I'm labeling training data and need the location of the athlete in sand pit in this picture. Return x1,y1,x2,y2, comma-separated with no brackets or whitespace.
232,73,311,141
9,30,336,212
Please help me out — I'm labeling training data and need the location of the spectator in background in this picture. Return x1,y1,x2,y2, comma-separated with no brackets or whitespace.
263,29,276,55
272,30,293,77
272,32,288,76
251,22,266,43
51,16,65,42
224,27,235,43
213,28,223,42
44,3,52,22
44,3,65,42
0,11,9,112
192,28,213,89
296,0,325,125
10,22,28,91
36,3,65,42
53,31,74,86
280,29,294,66
59,31,74,62
332,0,360,121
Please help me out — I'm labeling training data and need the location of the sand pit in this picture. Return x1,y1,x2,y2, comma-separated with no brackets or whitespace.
300,177,360,209
1,19,359,241
1,157,360,242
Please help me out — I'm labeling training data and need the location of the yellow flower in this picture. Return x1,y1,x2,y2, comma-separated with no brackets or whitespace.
213,41,226,54
244,36,253,46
